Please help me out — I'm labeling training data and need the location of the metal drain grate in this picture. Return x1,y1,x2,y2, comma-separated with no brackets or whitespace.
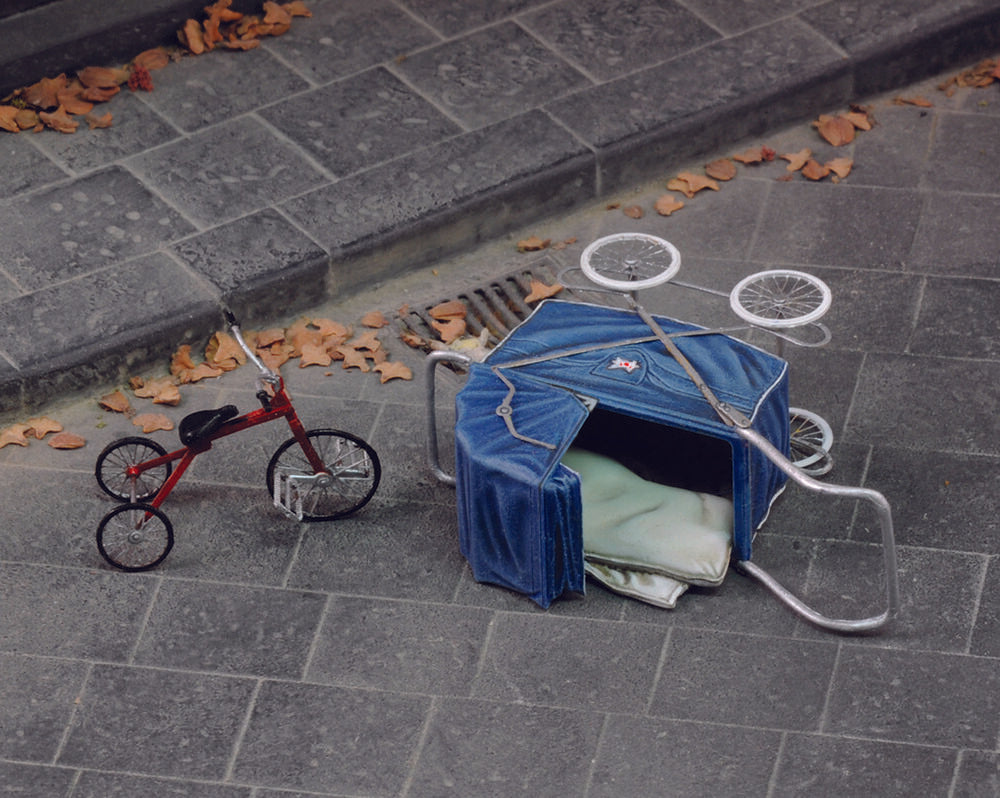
396,258,565,352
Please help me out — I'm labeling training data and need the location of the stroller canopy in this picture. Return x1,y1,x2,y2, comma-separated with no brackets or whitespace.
454,299,790,608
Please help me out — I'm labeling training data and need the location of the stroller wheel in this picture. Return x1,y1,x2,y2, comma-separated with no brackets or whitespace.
788,407,833,471
580,232,681,291
730,270,831,329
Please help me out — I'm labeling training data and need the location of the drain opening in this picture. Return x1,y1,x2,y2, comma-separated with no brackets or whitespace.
395,258,565,356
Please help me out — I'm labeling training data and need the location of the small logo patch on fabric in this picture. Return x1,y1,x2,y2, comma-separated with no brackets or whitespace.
608,356,641,374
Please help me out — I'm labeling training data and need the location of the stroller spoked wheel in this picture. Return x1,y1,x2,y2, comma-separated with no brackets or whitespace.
729,270,831,329
788,407,834,472
580,232,681,291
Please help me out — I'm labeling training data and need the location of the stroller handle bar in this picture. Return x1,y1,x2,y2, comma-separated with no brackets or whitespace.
735,426,900,633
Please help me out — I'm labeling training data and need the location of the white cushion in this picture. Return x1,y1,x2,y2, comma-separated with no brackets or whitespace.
584,561,689,608
562,447,733,587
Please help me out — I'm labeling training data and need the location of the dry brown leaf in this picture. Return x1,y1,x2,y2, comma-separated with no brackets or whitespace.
311,318,351,340
524,279,563,303
826,157,853,179
205,0,243,21
622,205,644,219
26,416,63,438
22,74,68,109
844,111,872,131
299,342,333,367
80,85,120,103
133,413,174,433
813,114,855,146
221,37,261,50
177,362,224,383
432,318,467,344
255,328,285,347
337,346,371,372
205,331,246,366
283,0,312,16
800,159,831,181
705,158,737,180
170,344,197,374
77,66,129,89
361,310,390,328
259,344,292,371
47,431,87,449
373,361,413,383
84,111,113,129
654,194,684,216
133,48,171,71
15,108,39,130
99,389,132,414
0,106,21,133
349,329,382,353
133,376,180,403
428,300,467,320
0,424,32,448
893,95,933,108
179,18,207,53
780,148,812,172
517,235,550,252
56,83,94,115
400,330,425,348
668,171,719,198
263,0,293,25
39,106,79,134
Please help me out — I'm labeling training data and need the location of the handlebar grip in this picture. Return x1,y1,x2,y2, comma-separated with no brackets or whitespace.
223,309,237,326
256,390,272,411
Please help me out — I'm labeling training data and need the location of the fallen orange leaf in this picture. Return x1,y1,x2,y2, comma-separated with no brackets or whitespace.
622,205,643,219
780,148,812,172
133,48,171,71
99,389,132,414
893,95,933,108
400,330,425,348
431,318,467,344
263,0,292,25
133,413,174,433
206,331,246,366
813,114,855,146
349,329,382,352
179,18,207,53
800,159,831,181
299,342,332,367
85,111,113,129
80,85,120,103
428,300,467,320
0,424,32,448
0,106,19,133
47,432,87,449
22,74,67,109
826,157,853,179
361,310,389,328
845,110,872,131
170,344,197,374
705,158,737,180
26,416,63,438
654,194,684,216
337,346,371,372
524,279,563,303
77,66,128,89
39,105,79,134
667,171,719,198
373,361,413,383
255,328,285,347
283,0,312,16
517,235,550,252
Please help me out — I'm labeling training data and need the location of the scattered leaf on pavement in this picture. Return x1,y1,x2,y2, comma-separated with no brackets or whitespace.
813,114,855,146
893,95,933,107
361,310,389,328
431,318,467,344
800,159,831,181
99,389,132,414
780,148,812,171
373,361,413,383
622,205,643,219
0,424,32,448
524,279,563,303
428,300,466,320
48,432,87,449
517,235,550,252
826,157,853,179
133,413,174,433
26,417,63,438
39,105,79,133
667,171,719,198
705,158,737,180
654,194,684,216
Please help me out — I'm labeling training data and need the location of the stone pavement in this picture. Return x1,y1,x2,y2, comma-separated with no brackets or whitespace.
1,0,1000,796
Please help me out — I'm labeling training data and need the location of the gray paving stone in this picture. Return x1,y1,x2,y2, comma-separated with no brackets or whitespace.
402,0,549,37
126,117,328,228
58,664,256,780
232,680,429,795
545,20,850,190
0,252,216,372
407,698,602,797
136,45,309,133
259,66,461,177
825,644,1000,747
133,581,326,678
848,104,935,190
519,0,719,83
0,134,68,198
0,653,87,762
845,353,1000,455
0,166,196,291
307,596,492,694
589,715,781,797
262,0,441,84
281,110,593,286
650,628,837,730
287,499,467,601
925,111,1000,195
909,192,1000,278
970,556,1000,658
32,93,179,173
954,751,1000,798
772,733,957,797
391,22,590,130
0,564,155,660
0,762,75,797
751,182,923,269
862,447,1000,554
471,613,665,712
72,771,251,798
170,207,328,322
798,543,986,652
909,276,1000,359
682,0,825,35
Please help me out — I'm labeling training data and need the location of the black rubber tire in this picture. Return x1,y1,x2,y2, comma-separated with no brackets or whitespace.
95,436,172,502
96,502,174,572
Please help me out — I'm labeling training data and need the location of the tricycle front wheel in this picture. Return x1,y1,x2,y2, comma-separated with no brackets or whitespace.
96,502,174,572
